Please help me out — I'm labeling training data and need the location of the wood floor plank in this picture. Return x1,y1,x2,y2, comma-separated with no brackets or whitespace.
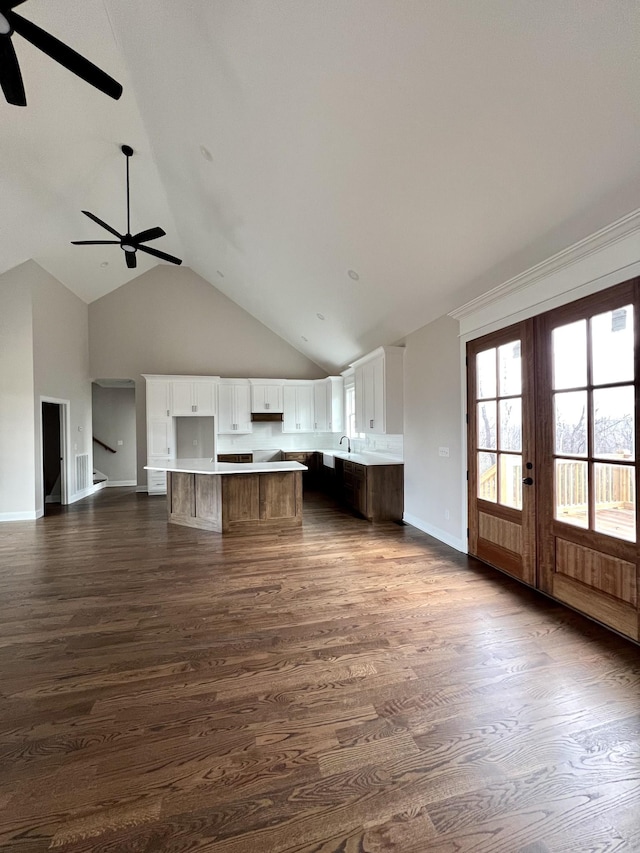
0,487,638,852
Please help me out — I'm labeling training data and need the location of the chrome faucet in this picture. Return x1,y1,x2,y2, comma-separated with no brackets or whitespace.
339,435,351,454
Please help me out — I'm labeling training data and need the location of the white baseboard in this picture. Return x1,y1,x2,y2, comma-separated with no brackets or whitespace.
0,510,38,522
403,512,467,553
106,480,137,487
68,481,107,504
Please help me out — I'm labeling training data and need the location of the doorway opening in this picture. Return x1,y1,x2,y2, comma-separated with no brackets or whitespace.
42,401,66,514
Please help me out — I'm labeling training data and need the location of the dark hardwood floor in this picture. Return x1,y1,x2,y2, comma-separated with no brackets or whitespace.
0,488,639,852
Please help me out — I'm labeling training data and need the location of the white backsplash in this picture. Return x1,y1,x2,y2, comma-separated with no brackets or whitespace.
217,423,403,459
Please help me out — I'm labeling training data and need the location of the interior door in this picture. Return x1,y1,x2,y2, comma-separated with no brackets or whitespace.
467,321,537,586
536,280,639,640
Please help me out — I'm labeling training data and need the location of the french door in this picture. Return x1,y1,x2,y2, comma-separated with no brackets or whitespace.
468,321,537,586
468,279,640,641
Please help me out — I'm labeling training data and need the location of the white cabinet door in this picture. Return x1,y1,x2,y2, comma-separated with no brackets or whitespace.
283,386,298,432
218,384,252,434
147,380,171,419
296,384,314,431
283,385,314,432
218,384,234,433
148,419,172,457
171,380,217,415
234,385,253,433
251,383,284,413
354,365,365,433
314,382,329,431
327,376,343,433
192,381,217,416
171,381,194,415
352,347,404,435
355,356,383,433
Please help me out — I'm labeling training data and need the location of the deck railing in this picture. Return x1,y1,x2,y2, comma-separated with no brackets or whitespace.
478,458,635,514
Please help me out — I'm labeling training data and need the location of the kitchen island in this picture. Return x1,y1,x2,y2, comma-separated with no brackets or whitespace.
145,458,307,533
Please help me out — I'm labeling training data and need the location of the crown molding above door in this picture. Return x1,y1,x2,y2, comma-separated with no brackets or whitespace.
450,207,640,337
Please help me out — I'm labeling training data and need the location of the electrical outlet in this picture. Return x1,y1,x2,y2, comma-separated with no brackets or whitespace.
117,440,124,446
438,446,450,457
192,439,198,446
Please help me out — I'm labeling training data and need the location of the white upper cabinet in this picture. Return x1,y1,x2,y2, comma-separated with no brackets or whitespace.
250,381,284,413
218,382,252,434
314,382,328,431
314,376,343,432
283,383,314,432
353,346,404,434
170,379,217,416
146,378,171,419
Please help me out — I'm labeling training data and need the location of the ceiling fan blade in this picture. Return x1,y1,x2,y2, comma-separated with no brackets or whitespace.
71,240,119,245
81,210,122,239
131,226,166,244
0,32,26,105
125,251,137,269
138,244,183,266
10,12,123,100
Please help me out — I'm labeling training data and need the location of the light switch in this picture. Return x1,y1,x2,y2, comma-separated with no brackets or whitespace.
117,440,124,446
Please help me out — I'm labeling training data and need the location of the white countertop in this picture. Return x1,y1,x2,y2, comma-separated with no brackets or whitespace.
322,451,403,467
145,458,307,475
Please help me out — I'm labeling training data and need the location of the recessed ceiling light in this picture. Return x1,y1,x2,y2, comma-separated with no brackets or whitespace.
348,269,360,281
200,145,213,162
316,313,325,321
100,261,109,268
216,270,224,278
301,335,308,342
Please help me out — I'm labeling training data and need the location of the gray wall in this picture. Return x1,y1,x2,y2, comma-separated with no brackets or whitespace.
0,264,36,517
32,262,92,515
89,265,326,485
402,314,465,550
0,260,91,518
92,385,137,483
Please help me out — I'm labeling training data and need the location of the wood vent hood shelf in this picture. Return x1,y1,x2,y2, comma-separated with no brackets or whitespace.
251,412,284,422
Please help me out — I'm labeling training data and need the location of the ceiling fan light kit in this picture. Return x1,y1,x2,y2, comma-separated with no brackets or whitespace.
71,144,183,270
0,0,122,106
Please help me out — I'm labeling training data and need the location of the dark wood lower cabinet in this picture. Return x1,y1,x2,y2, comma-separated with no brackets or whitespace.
334,459,403,522
168,470,303,533
282,451,320,488
217,453,253,463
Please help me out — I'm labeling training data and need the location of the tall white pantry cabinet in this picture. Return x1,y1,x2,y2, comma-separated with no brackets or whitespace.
143,375,220,494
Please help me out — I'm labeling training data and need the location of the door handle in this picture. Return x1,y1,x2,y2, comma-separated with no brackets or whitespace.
522,477,534,486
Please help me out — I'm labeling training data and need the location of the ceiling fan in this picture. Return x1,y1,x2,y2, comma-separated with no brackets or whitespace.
0,0,122,106
72,144,182,270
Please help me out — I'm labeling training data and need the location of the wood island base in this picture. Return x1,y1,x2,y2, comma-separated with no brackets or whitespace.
167,470,303,533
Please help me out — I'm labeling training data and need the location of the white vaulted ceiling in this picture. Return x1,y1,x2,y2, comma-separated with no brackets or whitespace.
1,1,639,371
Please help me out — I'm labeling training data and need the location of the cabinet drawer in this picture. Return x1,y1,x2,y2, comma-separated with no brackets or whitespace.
283,452,310,464
217,453,253,463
